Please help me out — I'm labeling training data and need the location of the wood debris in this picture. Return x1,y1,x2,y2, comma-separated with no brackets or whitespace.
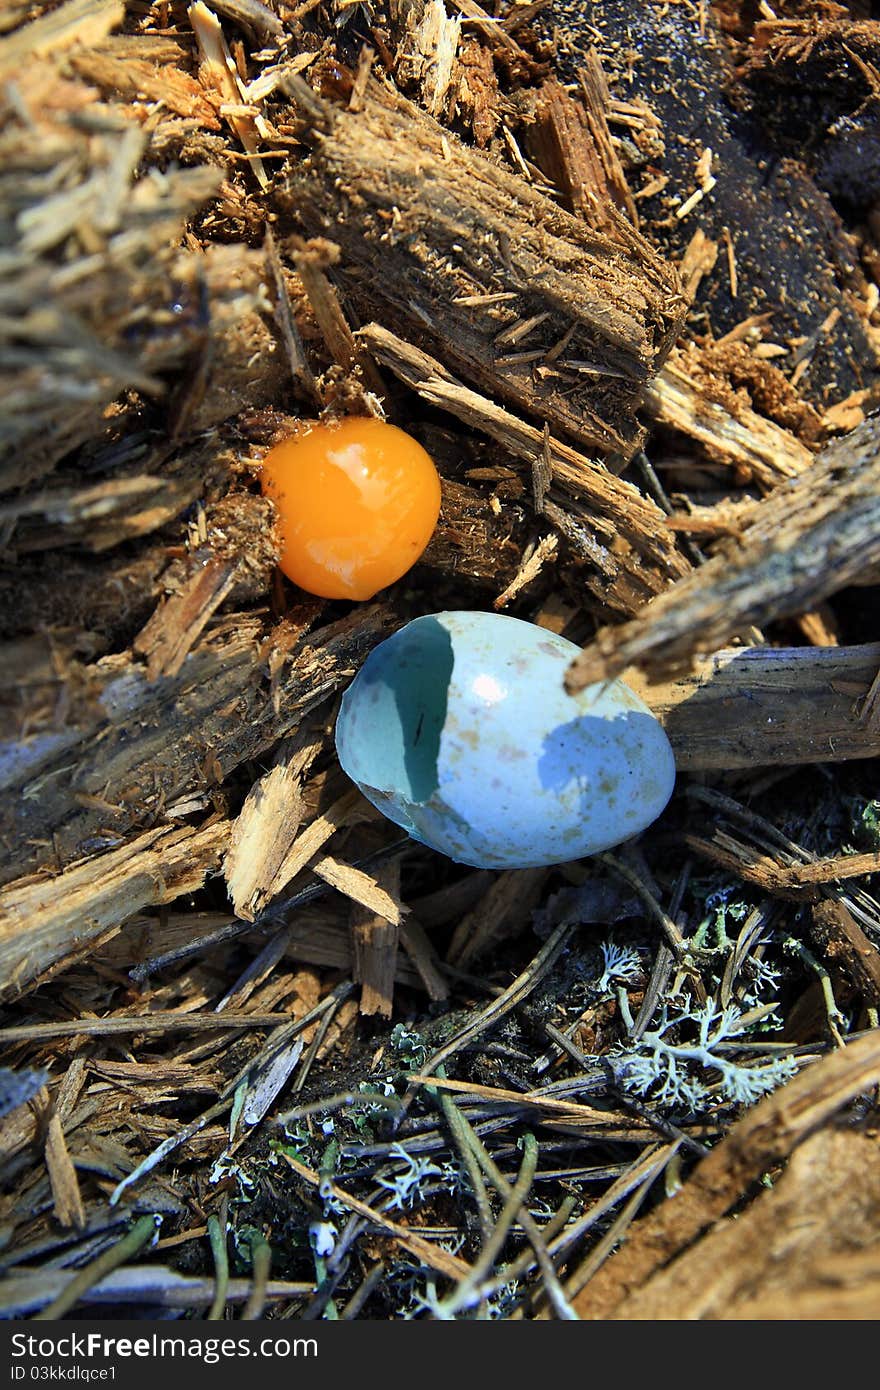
810,899,880,1009
526,56,638,231
574,1031,880,1318
223,730,326,920
351,859,402,1017
566,415,880,690
394,0,462,121
361,323,691,614
282,78,686,459
0,820,231,1000
627,642,880,770
5,605,391,887
646,344,816,491
45,1112,86,1231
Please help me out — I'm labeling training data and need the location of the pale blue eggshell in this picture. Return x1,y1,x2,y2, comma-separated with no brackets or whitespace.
335,611,676,869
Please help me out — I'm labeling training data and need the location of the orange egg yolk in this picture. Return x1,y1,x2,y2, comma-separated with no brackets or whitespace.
260,417,442,601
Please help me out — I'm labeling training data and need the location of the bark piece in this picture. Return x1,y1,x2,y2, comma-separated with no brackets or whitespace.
393,0,462,122
726,1246,880,1321
0,72,224,489
0,65,283,495
0,547,168,645
566,416,880,691
810,899,880,1008
3,606,392,887
598,1128,880,1320
626,643,880,770
282,78,686,459
455,37,500,147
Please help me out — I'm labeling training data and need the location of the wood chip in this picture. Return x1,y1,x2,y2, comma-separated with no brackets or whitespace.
493,533,558,609
351,860,401,1017
0,0,123,72
224,730,326,920
312,854,407,925
45,1112,86,1230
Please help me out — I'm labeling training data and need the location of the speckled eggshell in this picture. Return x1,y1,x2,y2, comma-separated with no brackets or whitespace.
335,611,676,869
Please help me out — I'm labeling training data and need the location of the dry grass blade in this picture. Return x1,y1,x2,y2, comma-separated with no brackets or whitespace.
34,1214,159,1320
410,919,577,1089
2,1266,313,1318
410,1074,649,1132
0,1011,292,1044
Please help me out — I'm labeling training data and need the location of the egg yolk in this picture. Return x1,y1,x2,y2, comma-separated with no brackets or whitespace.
260,417,442,600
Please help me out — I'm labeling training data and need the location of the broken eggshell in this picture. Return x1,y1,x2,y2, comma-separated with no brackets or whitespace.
335,611,676,869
